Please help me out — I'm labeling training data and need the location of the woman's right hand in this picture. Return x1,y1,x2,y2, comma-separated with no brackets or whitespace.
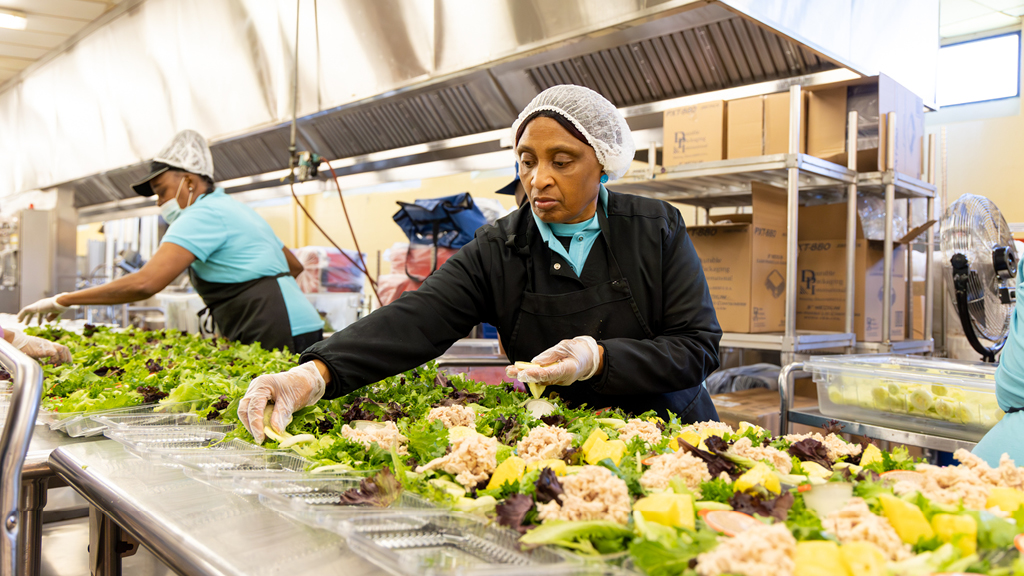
238,361,327,443
17,294,70,325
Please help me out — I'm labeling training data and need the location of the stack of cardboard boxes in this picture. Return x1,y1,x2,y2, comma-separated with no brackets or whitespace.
668,75,927,341
661,74,925,178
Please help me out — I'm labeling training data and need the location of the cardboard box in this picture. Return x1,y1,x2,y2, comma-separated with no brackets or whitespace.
726,93,807,159
689,182,788,333
805,74,924,178
795,202,934,342
764,92,807,155
663,100,726,166
712,388,818,436
727,96,763,159
912,290,926,340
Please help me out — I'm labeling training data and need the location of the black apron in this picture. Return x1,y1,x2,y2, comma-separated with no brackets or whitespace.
507,209,717,422
189,269,295,352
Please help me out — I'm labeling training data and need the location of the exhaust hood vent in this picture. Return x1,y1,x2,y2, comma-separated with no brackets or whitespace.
525,16,834,107
308,82,506,160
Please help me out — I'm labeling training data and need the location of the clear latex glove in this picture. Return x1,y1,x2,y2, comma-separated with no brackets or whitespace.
17,294,70,325
237,362,326,444
10,329,72,364
509,336,601,387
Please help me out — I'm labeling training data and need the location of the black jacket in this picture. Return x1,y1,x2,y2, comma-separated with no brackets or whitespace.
302,190,722,409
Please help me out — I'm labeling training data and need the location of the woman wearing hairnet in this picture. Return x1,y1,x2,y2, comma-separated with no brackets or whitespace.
18,130,324,353
239,85,722,443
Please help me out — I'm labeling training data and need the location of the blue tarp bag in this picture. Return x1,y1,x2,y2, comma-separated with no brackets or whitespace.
392,192,487,281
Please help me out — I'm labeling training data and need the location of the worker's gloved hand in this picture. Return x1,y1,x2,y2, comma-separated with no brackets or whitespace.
514,335,602,386
238,362,326,444
17,294,70,325
9,329,72,364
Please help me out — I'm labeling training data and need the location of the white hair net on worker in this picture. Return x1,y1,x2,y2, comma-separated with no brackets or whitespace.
153,129,215,179
511,85,635,181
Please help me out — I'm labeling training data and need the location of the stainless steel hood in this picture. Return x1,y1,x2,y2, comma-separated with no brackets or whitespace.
0,0,937,213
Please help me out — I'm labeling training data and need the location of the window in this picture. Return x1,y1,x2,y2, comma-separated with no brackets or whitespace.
937,32,1020,107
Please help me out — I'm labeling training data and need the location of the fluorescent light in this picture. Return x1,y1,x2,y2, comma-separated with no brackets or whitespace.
0,10,27,31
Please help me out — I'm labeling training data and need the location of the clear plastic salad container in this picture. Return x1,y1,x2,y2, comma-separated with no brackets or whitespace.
250,476,437,530
107,429,264,465
174,452,315,494
100,421,236,440
52,401,205,437
806,354,1001,441
343,512,581,576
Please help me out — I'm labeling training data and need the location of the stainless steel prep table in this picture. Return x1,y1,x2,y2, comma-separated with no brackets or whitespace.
49,441,385,576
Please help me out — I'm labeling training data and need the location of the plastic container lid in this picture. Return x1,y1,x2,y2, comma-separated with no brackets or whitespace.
175,451,315,494
107,429,264,465
344,512,577,576
250,476,439,531
805,354,997,392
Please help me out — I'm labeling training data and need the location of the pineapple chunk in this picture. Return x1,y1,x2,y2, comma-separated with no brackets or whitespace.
795,541,849,576
860,444,883,467
585,438,626,466
633,492,695,530
582,428,608,454
986,487,1024,514
879,493,935,545
525,459,568,476
839,541,886,576
448,426,478,440
800,461,833,481
734,463,781,494
486,456,526,490
931,513,977,556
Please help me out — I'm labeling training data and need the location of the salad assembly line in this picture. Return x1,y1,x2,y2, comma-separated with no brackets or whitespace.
6,326,1024,576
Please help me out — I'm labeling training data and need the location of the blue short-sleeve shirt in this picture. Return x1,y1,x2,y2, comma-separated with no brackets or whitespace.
161,188,324,337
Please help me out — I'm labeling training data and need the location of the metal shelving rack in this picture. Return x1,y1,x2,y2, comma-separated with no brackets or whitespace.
613,90,940,363
612,85,857,364
855,116,938,355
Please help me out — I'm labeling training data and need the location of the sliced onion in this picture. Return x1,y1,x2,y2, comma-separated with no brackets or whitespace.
802,481,854,518
525,399,556,418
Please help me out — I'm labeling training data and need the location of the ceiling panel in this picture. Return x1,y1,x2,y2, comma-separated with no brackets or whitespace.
0,0,123,86
0,29,70,50
974,0,1024,11
941,0,1024,37
20,14,93,35
0,0,110,20
0,44,49,60
941,0,996,24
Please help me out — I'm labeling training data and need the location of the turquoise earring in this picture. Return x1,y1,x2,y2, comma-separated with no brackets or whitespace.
600,174,609,184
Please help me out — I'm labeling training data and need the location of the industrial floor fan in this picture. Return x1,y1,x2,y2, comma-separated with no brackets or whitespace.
940,194,1018,362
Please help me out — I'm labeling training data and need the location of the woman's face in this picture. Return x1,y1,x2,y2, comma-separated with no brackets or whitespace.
151,171,194,209
516,117,602,224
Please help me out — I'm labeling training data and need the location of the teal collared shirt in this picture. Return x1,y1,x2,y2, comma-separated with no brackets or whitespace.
531,185,609,276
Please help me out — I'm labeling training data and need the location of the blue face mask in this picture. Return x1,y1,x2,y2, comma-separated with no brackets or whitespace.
159,178,194,224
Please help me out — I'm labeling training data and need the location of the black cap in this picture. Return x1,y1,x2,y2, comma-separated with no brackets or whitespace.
495,176,519,196
130,161,172,197
496,162,520,195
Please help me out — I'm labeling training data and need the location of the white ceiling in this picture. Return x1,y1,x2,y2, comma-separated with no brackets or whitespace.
0,0,125,83
941,0,1024,39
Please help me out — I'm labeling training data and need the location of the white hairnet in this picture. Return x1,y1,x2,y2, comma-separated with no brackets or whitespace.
153,129,214,179
511,85,635,181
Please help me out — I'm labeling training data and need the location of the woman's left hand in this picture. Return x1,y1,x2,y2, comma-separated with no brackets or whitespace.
10,329,72,364
512,335,602,386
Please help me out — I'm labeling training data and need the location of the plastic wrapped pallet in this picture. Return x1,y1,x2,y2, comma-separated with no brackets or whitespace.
293,246,366,294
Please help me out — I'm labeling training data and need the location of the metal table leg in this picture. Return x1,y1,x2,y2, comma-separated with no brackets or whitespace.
88,507,137,576
16,478,47,576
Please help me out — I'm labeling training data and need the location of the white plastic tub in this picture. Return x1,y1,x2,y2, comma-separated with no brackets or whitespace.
806,354,1001,441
